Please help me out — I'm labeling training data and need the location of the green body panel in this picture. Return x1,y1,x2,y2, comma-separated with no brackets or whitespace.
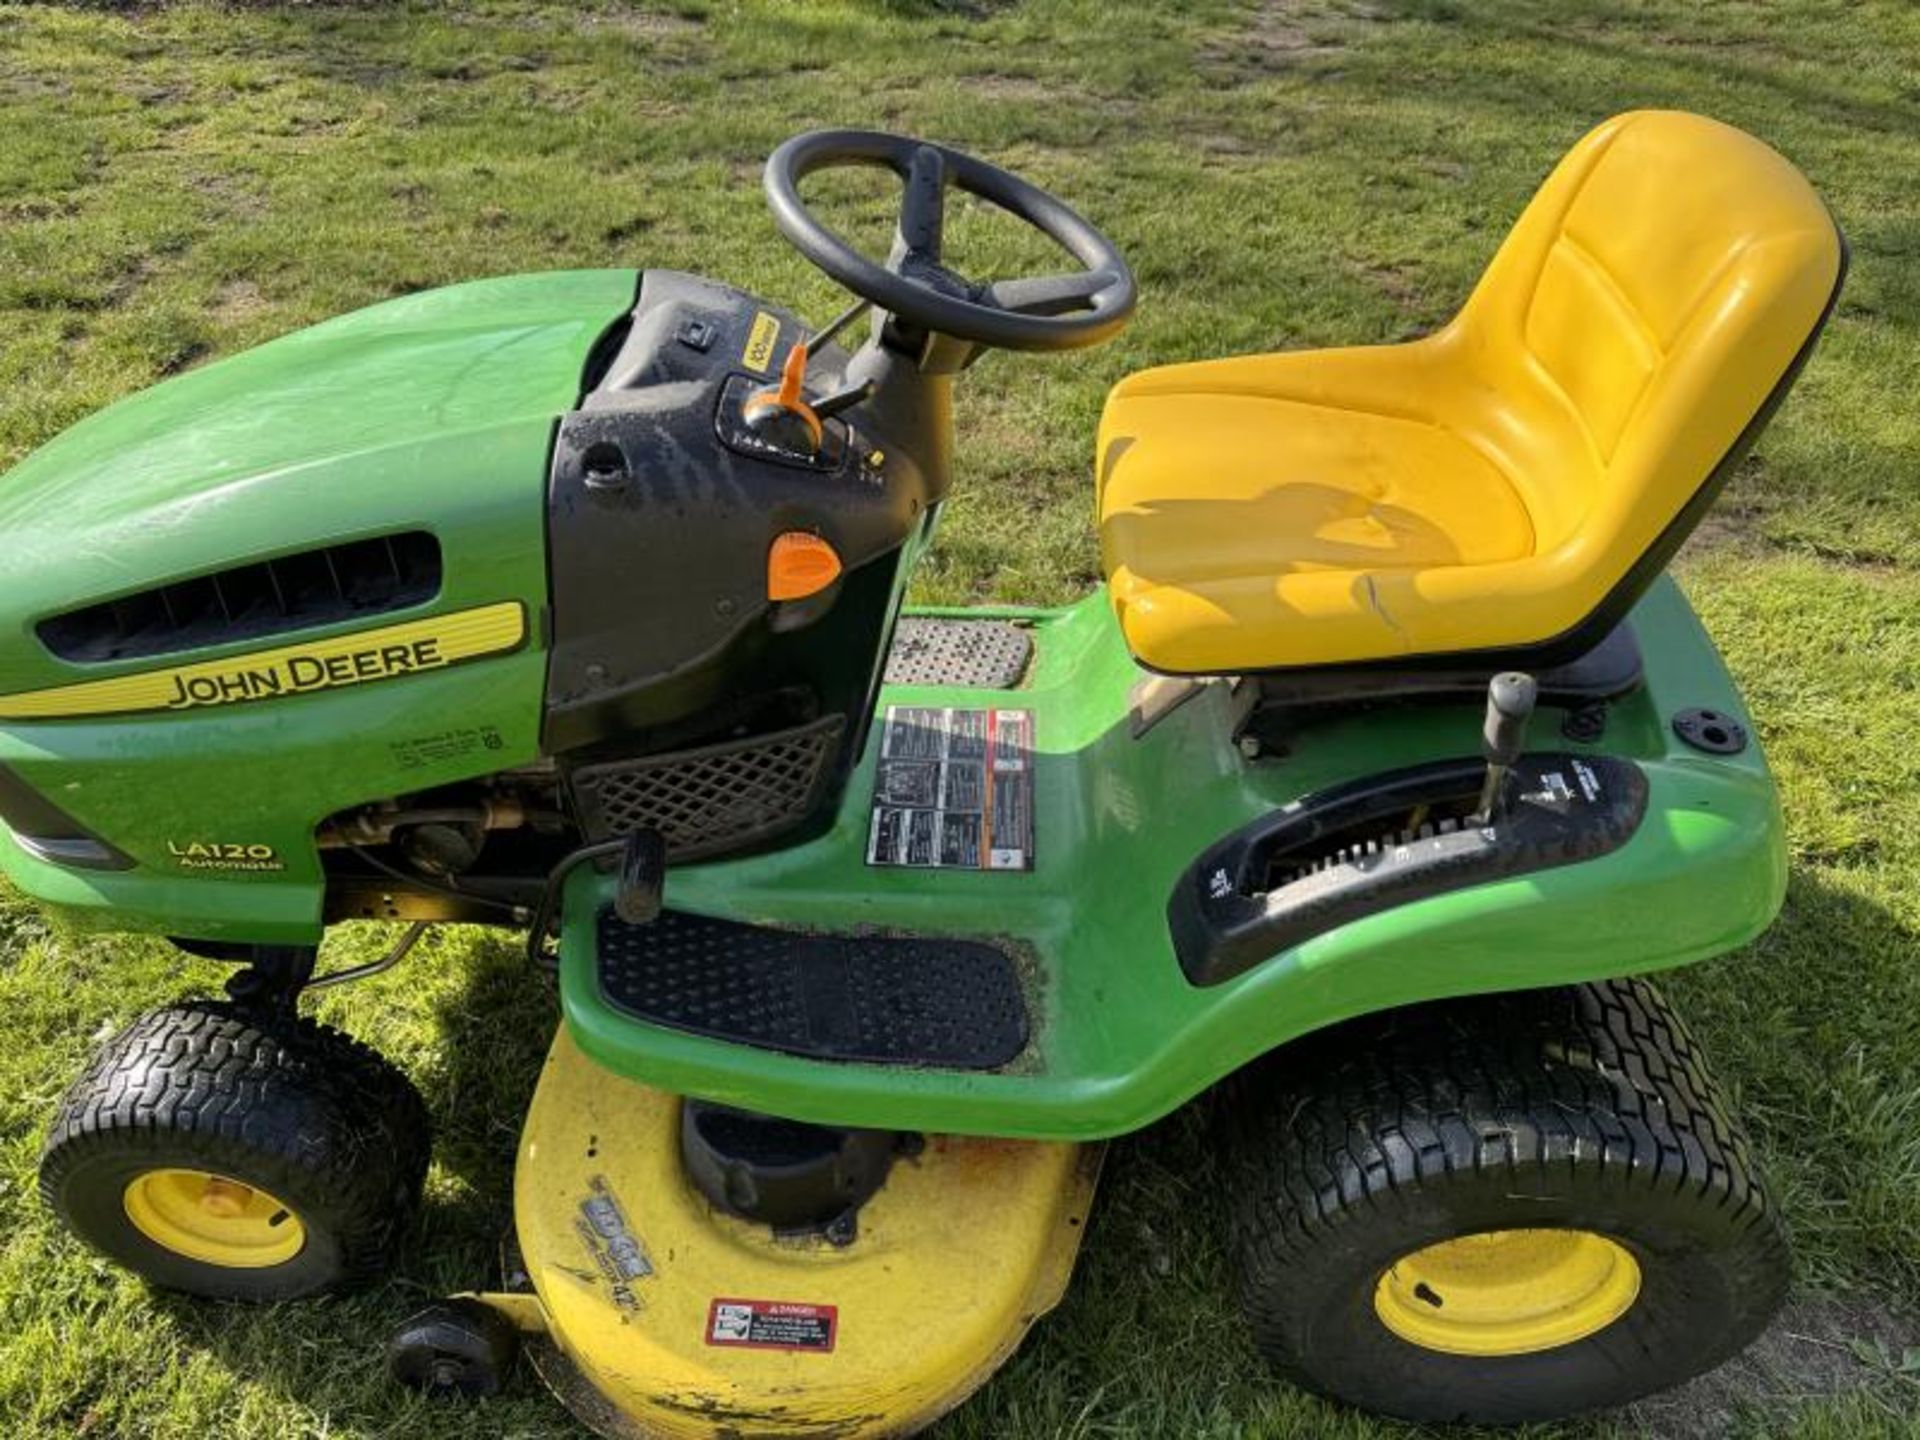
560,578,1787,1141
0,269,638,941
0,264,1787,1139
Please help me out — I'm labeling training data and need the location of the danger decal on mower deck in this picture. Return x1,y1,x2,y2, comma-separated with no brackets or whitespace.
705,1298,838,1353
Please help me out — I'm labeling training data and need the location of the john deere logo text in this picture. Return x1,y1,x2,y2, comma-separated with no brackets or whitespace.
167,840,283,873
0,602,526,721
166,636,444,710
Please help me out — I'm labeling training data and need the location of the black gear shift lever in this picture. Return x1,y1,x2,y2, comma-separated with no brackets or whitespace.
1474,672,1538,824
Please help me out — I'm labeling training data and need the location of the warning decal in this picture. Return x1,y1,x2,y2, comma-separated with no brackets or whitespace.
742,310,781,372
706,1298,838,1353
867,706,1033,870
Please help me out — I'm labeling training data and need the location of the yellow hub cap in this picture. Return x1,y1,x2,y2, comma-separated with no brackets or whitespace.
123,1168,306,1269
1374,1228,1641,1356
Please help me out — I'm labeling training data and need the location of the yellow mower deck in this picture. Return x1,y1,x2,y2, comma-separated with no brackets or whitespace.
501,1028,1098,1439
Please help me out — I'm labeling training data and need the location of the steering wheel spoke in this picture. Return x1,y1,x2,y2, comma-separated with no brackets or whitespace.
897,252,977,301
894,143,949,268
985,269,1118,318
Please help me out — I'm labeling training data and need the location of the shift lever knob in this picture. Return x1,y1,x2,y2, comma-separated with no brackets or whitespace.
1476,672,1537,823
1482,672,1538,767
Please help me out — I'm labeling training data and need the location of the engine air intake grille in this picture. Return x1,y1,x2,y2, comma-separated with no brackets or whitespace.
570,715,846,861
38,532,443,664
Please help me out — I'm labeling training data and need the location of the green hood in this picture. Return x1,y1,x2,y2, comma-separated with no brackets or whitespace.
0,268,636,693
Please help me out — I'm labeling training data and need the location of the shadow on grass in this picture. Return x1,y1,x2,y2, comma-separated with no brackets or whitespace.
958,861,1920,1438
136,860,1920,1437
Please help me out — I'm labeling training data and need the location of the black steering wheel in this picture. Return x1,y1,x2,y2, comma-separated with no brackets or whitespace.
763,130,1136,353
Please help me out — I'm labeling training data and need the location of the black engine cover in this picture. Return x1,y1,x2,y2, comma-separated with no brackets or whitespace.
543,272,946,847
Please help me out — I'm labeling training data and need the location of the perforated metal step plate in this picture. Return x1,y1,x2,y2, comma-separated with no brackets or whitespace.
596,909,1030,1070
884,619,1032,690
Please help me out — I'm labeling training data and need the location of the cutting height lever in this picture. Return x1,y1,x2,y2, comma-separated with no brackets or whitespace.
1474,672,1538,824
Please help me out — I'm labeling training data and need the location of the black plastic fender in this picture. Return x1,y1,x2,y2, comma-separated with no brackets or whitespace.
1169,754,1649,987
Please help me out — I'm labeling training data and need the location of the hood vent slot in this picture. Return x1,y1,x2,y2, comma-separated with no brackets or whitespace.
38,531,443,665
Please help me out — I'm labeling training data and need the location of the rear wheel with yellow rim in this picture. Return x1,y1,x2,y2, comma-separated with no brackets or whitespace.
1220,977,1788,1424
39,1000,430,1301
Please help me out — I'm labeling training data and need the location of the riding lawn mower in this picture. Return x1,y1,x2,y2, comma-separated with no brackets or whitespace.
5,109,1843,1432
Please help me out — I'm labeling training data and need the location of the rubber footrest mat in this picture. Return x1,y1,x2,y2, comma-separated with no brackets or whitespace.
596,909,1030,1070
884,619,1031,689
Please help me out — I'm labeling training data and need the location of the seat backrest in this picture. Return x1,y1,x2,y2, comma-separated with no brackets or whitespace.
1454,111,1843,561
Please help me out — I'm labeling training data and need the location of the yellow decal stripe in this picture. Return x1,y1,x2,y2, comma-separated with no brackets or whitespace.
742,310,780,372
0,601,527,720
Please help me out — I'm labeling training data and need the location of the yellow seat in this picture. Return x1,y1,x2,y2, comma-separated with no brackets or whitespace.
1097,111,1844,674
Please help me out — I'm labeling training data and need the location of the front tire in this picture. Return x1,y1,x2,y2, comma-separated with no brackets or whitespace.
1221,977,1789,1424
39,1000,431,1301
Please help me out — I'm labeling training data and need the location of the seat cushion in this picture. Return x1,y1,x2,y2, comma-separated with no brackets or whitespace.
1096,110,1843,677
1098,350,1535,673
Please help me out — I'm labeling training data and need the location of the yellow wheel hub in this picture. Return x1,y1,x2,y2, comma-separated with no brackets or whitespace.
1374,1228,1641,1357
123,1168,306,1269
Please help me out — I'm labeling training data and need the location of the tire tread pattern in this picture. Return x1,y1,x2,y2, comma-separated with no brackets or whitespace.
1222,977,1786,1408
39,1000,430,1295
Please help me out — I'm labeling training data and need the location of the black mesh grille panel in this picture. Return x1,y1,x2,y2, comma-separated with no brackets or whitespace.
596,908,1030,1069
569,715,845,860
37,531,442,664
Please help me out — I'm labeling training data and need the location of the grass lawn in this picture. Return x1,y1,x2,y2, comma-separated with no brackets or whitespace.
3,0,1920,1435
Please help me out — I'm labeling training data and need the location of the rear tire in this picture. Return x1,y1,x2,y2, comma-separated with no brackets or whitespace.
39,1000,430,1301
1221,977,1789,1424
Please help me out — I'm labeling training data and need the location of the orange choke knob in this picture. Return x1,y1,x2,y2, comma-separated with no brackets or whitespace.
768,531,843,602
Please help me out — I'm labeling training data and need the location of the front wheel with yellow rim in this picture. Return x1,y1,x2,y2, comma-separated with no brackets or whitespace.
39,1000,430,1302
122,1168,309,1270
1220,977,1789,1425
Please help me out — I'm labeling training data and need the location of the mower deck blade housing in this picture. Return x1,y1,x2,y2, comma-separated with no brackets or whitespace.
509,1027,1096,1439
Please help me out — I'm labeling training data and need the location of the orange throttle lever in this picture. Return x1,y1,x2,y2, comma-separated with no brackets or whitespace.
741,341,824,456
